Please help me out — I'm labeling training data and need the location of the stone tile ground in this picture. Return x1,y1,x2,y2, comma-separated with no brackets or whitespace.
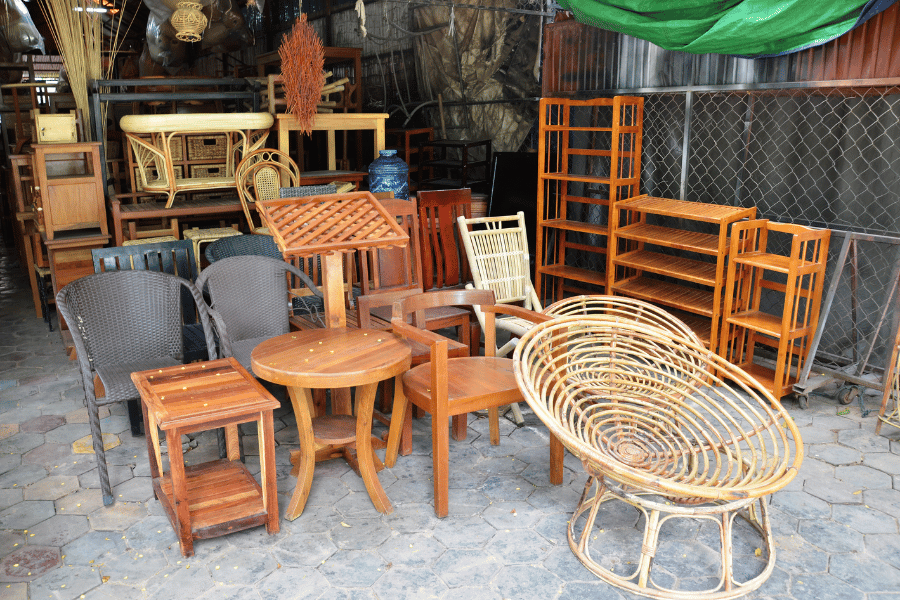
1,241,899,600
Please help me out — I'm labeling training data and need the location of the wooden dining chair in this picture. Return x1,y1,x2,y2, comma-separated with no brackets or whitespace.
356,197,479,442
385,288,560,517
416,188,473,291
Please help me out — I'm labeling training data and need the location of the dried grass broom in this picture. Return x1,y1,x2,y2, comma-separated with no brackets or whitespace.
279,14,325,135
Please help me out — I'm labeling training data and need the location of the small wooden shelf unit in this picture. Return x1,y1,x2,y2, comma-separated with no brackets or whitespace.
720,220,830,399
534,96,643,303
609,195,756,349
133,358,280,557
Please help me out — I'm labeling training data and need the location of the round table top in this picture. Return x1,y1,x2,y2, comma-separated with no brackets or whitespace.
251,328,411,388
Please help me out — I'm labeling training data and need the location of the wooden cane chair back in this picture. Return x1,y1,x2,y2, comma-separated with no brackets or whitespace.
458,211,539,309
416,188,472,290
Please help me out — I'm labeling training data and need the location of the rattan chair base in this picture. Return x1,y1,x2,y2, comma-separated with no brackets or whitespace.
569,477,775,600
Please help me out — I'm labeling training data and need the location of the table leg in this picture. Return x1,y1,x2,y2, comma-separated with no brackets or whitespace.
166,428,194,557
285,386,316,521
385,375,408,468
355,381,392,514
258,411,280,533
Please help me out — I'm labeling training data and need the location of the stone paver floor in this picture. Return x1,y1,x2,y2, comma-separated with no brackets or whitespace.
1,239,899,600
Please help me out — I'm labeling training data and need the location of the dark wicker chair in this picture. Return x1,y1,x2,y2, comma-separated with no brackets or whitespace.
195,255,324,370
92,240,209,434
56,270,217,506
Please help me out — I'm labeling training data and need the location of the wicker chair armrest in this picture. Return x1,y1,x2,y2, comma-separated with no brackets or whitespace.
283,260,323,299
205,306,232,359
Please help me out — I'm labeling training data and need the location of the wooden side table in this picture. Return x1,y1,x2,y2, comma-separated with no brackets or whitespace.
251,328,411,520
132,357,280,557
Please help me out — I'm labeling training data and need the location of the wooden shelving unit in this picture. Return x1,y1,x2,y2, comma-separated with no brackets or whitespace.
720,220,830,400
609,195,756,349
417,138,491,192
534,96,643,303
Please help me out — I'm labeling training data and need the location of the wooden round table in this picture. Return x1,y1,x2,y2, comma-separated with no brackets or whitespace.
251,328,411,520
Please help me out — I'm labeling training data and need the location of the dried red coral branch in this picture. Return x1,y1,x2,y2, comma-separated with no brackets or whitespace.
279,15,325,135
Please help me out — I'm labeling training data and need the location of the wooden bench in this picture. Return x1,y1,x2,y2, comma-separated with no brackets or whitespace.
120,112,274,208
108,194,245,246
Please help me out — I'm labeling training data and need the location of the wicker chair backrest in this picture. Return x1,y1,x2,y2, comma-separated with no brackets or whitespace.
56,270,213,368
195,255,322,355
205,234,283,264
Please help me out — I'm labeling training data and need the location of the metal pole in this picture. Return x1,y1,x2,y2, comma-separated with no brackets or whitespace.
679,91,693,201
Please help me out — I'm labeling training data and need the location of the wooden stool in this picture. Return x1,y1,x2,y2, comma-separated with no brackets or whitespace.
132,357,280,557
183,227,242,272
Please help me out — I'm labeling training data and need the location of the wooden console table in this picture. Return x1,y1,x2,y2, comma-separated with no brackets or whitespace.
120,112,273,208
276,112,388,184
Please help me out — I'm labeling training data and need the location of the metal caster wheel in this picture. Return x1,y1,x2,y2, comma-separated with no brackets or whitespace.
797,394,809,409
838,386,859,405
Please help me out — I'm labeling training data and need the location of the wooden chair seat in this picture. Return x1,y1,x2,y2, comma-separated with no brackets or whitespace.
385,289,560,517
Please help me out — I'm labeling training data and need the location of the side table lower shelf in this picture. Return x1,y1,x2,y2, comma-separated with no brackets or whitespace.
155,459,268,536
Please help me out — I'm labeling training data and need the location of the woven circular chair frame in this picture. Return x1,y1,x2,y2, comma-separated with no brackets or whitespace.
544,295,703,347
235,148,301,232
513,315,803,600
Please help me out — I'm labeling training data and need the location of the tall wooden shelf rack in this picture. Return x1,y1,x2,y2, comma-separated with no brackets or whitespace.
534,96,643,303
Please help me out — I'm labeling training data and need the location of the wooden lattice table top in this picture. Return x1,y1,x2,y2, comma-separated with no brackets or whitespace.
257,191,408,258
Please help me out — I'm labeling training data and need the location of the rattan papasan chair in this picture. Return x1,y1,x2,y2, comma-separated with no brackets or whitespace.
513,314,803,600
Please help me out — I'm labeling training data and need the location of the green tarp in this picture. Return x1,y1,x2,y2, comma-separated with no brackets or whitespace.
556,0,897,56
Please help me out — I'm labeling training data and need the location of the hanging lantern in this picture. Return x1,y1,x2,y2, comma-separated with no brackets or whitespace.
170,2,208,43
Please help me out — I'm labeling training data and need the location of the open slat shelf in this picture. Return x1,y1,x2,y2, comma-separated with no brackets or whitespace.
541,219,608,236
535,96,643,303
609,194,756,349
614,249,717,286
720,220,830,400
616,223,720,254
727,310,808,338
613,276,716,318
540,264,607,288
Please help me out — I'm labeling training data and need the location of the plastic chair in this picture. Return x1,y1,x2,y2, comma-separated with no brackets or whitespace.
56,270,217,506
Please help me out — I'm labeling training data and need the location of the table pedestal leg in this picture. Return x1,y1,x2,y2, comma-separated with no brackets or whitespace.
285,386,316,521
355,381,392,514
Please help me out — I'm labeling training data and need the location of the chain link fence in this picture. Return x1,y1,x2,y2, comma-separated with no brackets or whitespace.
639,86,900,400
